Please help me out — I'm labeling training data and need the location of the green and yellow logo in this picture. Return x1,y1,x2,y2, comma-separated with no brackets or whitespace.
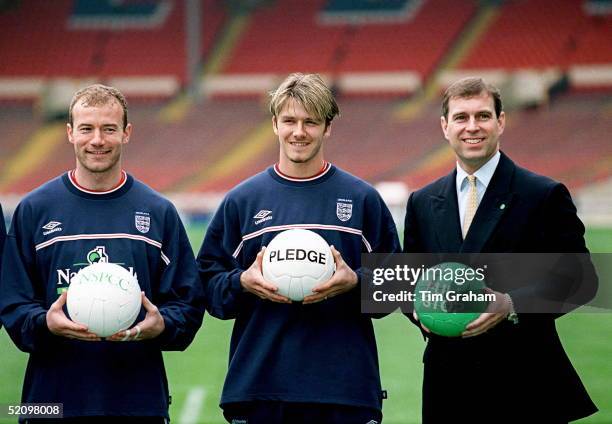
87,246,108,264
56,246,136,294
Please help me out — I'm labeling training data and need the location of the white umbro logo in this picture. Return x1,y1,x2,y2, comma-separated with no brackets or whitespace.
42,221,61,230
253,210,273,225
42,221,63,236
253,210,271,219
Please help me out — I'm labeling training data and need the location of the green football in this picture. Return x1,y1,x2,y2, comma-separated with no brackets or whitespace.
414,262,489,337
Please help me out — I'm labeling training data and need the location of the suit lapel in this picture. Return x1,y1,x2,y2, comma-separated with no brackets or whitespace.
461,152,515,253
430,170,463,252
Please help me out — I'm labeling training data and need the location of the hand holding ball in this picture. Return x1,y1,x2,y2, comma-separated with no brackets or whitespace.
414,262,489,337
67,262,142,337
262,229,335,301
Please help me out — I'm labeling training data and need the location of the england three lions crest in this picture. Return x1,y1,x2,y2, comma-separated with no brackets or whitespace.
135,212,151,234
336,200,353,222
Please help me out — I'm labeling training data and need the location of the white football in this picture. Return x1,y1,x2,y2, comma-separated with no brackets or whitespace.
262,229,335,301
67,262,142,337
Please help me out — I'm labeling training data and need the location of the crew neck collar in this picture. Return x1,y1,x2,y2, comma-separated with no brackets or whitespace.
273,161,331,182
268,162,335,186
63,170,133,199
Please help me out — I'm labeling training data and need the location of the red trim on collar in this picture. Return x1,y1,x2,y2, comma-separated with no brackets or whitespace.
69,170,127,194
274,161,331,182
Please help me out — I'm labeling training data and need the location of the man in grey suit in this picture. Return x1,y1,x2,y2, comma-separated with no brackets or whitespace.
403,77,597,423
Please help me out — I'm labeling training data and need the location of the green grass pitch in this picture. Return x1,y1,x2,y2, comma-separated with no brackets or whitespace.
1,226,610,423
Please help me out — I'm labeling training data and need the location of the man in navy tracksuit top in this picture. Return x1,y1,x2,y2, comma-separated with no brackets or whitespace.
0,203,4,330
0,203,5,254
0,85,204,423
198,73,400,423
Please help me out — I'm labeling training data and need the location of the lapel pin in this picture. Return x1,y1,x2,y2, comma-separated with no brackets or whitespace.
500,203,506,210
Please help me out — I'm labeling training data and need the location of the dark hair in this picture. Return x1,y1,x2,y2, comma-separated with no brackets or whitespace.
442,77,502,119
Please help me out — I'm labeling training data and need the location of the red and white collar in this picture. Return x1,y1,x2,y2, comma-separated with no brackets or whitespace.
273,161,331,182
69,169,127,195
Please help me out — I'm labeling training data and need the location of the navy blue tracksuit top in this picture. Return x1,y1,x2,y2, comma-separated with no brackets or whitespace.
0,172,204,420
197,164,401,411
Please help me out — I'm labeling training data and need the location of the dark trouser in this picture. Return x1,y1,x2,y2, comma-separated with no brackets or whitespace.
223,401,382,424
422,359,568,424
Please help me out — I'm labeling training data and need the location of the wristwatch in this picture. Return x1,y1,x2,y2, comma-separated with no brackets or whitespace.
505,293,519,324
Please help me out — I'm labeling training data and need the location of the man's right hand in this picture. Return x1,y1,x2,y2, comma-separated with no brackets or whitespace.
240,247,291,303
46,291,101,341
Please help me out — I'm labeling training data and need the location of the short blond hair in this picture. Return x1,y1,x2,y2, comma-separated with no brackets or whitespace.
269,73,339,126
69,84,129,129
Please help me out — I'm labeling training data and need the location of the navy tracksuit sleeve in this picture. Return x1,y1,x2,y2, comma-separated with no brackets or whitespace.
364,191,401,255
154,206,205,351
0,203,54,353
0,203,5,319
0,203,5,255
356,192,401,318
0,204,4,330
196,197,246,320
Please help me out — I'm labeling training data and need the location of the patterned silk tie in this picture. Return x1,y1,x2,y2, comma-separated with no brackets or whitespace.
462,175,478,239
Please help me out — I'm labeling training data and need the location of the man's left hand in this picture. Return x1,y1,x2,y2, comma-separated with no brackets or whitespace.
303,246,358,304
108,292,165,342
462,288,511,338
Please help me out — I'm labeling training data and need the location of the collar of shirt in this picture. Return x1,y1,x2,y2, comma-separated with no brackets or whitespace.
455,151,501,228
456,150,501,195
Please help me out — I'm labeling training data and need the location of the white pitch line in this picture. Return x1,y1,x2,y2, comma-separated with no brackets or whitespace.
178,386,206,424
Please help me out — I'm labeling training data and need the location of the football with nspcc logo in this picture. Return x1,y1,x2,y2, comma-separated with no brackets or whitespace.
262,229,335,301
67,262,142,337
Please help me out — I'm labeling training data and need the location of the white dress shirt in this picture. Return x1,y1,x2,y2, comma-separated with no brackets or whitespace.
456,151,501,228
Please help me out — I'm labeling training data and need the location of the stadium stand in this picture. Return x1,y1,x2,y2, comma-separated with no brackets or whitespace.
0,106,36,161
458,0,612,69
1,123,72,194
0,0,226,96
0,98,268,194
223,0,473,78
442,0,612,98
129,99,268,192
498,92,612,186
214,0,475,95
221,0,345,75
0,107,40,182
334,0,474,77
0,0,610,218
2,90,608,196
